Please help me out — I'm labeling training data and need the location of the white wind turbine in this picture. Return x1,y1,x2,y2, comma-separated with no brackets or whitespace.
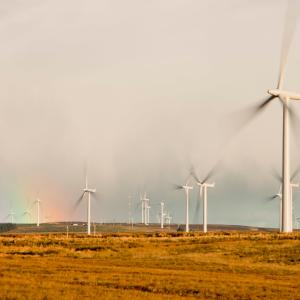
34,198,41,227
140,193,145,224
74,172,96,235
160,202,166,229
22,208,32,224
296,217,300,229
165,212,172,226
191,166,217,233
21,197,33,224
271,166,300,231
145,199,150,225
140,193,150,225
268,186,282,231
5,210,15,224
291,182,299,229
236,3,300,232
174,178,193,233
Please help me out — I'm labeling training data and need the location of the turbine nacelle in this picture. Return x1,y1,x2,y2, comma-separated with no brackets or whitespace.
196,182,215,188
268,89,300,100
182,185,193,191
84,188,96,193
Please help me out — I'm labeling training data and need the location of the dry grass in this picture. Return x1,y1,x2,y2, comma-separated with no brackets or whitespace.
0,231,299,299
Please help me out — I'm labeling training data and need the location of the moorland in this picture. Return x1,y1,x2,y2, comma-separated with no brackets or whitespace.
0,230,299,299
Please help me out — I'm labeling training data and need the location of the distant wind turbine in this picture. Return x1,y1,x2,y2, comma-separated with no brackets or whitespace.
74,171,96,235
271,166,300,231
22,198,32,224
160,202,166,229
268,186,282,231
174,178,193,233
191,164,218,233
165,212,172,226
34,198,41,227
5,210,15,224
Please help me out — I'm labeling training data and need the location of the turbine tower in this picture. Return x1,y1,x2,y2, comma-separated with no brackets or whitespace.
74,172,96,235
174,181,193,232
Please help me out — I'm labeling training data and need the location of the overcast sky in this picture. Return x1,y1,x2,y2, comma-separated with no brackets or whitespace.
0,0,300,228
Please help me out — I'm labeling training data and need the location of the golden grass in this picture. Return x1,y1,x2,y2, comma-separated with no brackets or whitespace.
0,231,299,299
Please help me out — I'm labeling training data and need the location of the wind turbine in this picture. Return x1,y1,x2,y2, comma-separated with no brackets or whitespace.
296,217,300,229
140,193,150,225
236,3,300,232
140,193,145,224
74,172,96,235
290,182,299,229
271,166,300,231
160,202,166,229
22,198,32,224
22,209,32,224
165,212,172,226
174,179,193,233
268,186,282,231
145,195,150,225
5,210,15,224
191,166,216,233
34,198,41,227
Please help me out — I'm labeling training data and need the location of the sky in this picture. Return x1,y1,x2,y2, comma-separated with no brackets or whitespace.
0,0,300,228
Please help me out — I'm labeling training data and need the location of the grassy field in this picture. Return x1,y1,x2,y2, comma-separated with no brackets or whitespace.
0,231,299,299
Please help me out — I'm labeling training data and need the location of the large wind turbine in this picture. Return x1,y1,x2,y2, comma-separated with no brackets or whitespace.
174,180,193,232
238,4,300,232
74,172,96,235
191,166,216,233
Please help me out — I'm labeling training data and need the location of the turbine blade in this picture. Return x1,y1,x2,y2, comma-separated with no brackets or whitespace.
271,168,282,183
202,160,222,183
73,192,86,211
190,165,200,183
289,107,300,150
91,192,100,202
227,96,276,139
173,184,183,190
277,0,300,89
291,165,300,181
267,195,279,201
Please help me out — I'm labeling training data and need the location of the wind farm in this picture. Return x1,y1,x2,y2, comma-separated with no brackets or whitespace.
1,1,300,299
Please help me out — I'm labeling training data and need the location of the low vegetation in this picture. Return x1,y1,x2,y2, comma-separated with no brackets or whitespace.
0,231,299,299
